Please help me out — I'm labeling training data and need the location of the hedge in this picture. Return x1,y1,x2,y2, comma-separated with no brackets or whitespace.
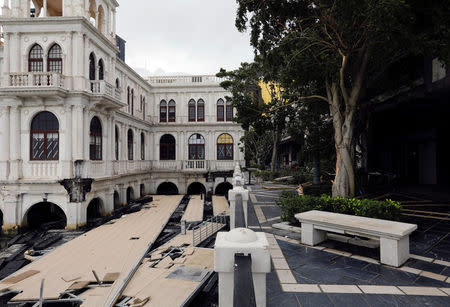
277,193,402,224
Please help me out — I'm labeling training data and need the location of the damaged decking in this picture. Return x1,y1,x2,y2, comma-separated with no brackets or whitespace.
0,195,183,306
212,196,230,216
181,195,204,223
120,229,215,306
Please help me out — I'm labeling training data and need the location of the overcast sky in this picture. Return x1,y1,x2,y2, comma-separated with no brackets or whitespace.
116,0,255,76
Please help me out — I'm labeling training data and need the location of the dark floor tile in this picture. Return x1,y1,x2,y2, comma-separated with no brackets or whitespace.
262,206,282,219
267,292,300,307
404,259,446,274
413,275,450,287
295,293,334,307
362,294,402,307
394,294,450,307
325,294,370,307
364,264,417,286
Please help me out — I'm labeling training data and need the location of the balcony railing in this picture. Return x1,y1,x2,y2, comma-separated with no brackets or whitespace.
90,80,122,100
184,160,206,170
9,72,65,88
147,75,225,85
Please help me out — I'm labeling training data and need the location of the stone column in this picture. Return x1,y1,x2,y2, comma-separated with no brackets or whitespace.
9,105,22,180
104,188,114,214
105,114,112,175
214,228,270,307
72,105,84,161
2,193,20,234
228,186,249,229
9,33,20,73
43,0,48,17
3,33,10,86
0,106,10,180
61,104,73,178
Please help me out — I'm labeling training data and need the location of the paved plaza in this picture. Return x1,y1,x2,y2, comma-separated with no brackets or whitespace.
245,183,450,306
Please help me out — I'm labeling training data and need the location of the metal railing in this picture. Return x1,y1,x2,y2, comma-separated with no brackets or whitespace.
192,214,227,247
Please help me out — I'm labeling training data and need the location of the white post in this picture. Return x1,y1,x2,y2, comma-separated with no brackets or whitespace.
228,186,249,229
215,228,271,307
43,0,47,17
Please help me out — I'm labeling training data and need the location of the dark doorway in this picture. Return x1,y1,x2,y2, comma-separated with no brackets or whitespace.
187,182,206,195
87,198,103,221
25,202,67,229
215,182,233,196
140,184,145,197
126,187,135,203
114,191,120,209
157,182,179,195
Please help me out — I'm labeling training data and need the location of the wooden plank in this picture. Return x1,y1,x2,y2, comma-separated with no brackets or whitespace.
212,196,230,216
122,230,215,307
182,195,204,223
1,195,182,305
1,270,40,284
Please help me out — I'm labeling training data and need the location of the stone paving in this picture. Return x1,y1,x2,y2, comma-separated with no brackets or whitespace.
246,182,450,306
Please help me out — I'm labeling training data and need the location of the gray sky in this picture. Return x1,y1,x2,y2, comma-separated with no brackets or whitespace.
116,0,255,76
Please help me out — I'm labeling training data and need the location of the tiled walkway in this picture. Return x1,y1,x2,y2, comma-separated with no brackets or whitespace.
246,183,450,306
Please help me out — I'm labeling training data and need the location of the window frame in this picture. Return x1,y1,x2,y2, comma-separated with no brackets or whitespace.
89,117,102,161
197,99,205,122
29,44,44,73
127,129,134,161
160,134,176,160
140,132,145,160
188,133,205,160
30,111,59,161
47,44,62,74
168,100,176,122
217,99,224,122
160,100,167,122
188,99,196,122
226,100,233,121
217,133,234,160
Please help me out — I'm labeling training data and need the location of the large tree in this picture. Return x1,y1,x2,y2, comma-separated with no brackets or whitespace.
235,0,449,197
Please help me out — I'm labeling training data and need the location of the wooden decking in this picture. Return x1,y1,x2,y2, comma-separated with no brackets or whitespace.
121,229,215,306
212,196,230,216
182,195,204,223
0,195,183,306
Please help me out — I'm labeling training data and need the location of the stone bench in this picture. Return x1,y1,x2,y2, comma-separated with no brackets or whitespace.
295,210,417,267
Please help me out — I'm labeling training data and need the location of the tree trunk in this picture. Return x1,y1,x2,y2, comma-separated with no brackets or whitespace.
270,131,279,173
327,81,356,198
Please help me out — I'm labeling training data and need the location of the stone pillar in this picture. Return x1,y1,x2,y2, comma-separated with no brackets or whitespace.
214,228,270,307
61,105,73,178
3,33,10,87
9,105,22,180
228,186,249,229
66,202,84,229
1,193,20,234
10,33,20,73
104,188,114,214
72,105,84,161
0,106,10,180
43,0,47,17
118,184,127,206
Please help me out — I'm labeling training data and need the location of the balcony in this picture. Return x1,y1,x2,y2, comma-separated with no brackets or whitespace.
152,160,182,171
9,72,65,88
184,160,206,170
90,80,122,101
147,75,225,87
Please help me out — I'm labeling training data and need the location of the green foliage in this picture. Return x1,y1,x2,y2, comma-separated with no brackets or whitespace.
253,169,313,184
278,194,402,224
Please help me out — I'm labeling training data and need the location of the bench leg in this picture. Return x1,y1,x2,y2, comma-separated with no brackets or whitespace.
380,236,410,267
301,223,326,246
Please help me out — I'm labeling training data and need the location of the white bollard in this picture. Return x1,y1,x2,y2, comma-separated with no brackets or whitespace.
215,228,270,307
232,175,243,187
228,186,249,229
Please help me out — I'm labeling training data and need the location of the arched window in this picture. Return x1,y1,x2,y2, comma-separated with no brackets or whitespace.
217,99,224,122
226,100,233,121
115,126,119,160
89,117,102,160
197,99,205,122
47,44,62,73
131,89,134,116
217,133,234,160
30,111,59,160
98,59,104,80
188,99,196,122
115,78,120,88
141,132,145,160
89,53,96,81
127,129,134,160
127,87,131,113
160,134,176,160
160,100,167,122
29,44,44,72
142,97,146,121
168,100,176,122
188,134,205,160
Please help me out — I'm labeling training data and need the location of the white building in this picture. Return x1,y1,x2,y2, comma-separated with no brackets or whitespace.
0,0,244,232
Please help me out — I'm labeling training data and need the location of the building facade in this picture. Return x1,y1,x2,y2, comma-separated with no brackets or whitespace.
0,0,244,232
